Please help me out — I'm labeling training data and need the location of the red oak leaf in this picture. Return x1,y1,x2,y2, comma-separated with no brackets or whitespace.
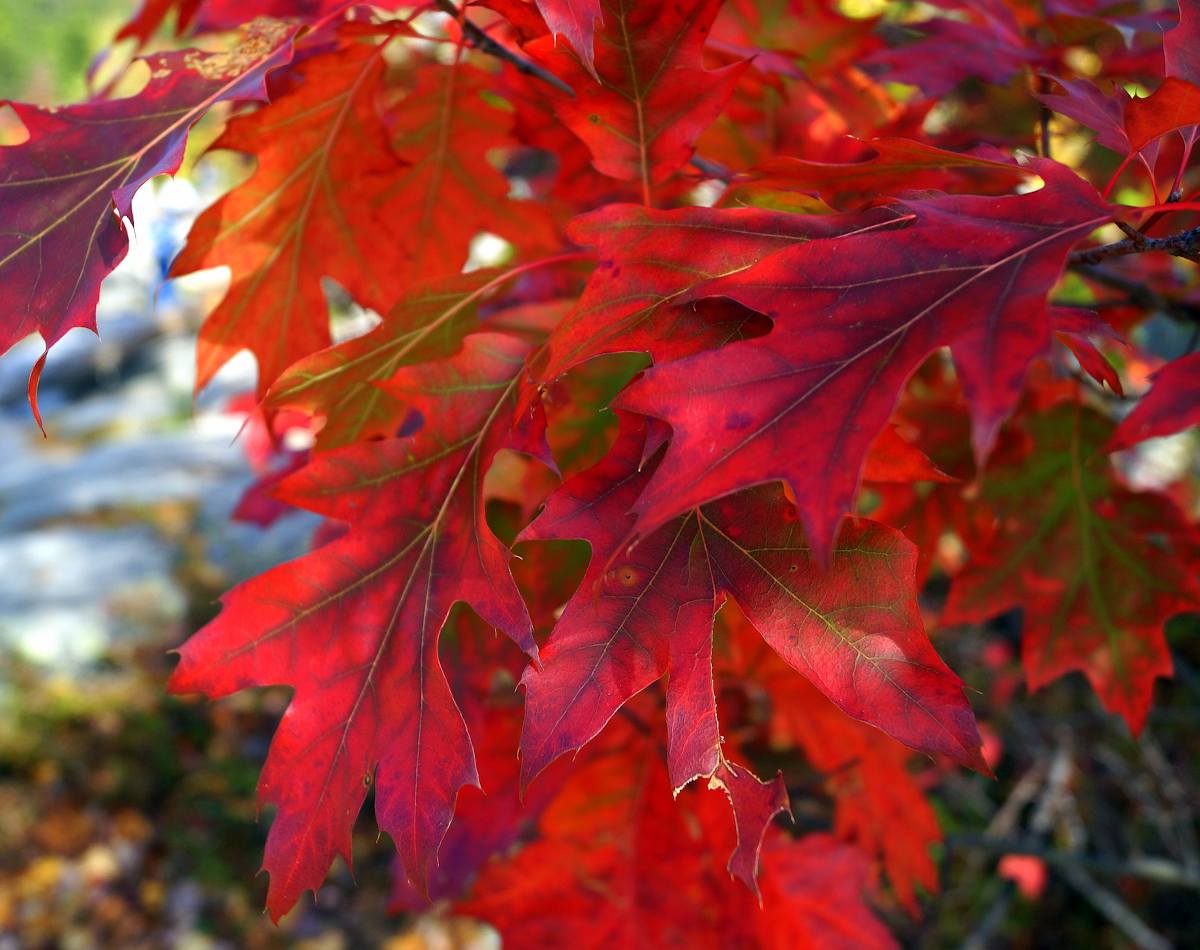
1051,306,1125,396
169,333,542,919
1107,351,1200,450
174,39,408,395
1165,0,1200,86
865,0,1039,98
1124,77,1200,155
720,614,942,913
0,18,296,404
614,159,1111,561
525,0,747,196
1037,76,1132,155
862,425,955,485
116,0,203,42
727,138,1028,211
944,402,1200,733
264,264,568,449
711,0,881,75
382,59,527,283
756,832,898,950
389,687,570,909
533,0,604,77
517,416,984,837
540,202,901,382
459,721,897,950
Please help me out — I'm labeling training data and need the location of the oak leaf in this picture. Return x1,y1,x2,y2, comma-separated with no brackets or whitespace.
169,333,542,918
0,18,296,413
944,402,1200,732
517,415,985,843
720,613,942,913
533,0,604,76
174,39,407,395
1107,352,1200,450
615,159,1111,560
526,0,747,195
460,721,897,950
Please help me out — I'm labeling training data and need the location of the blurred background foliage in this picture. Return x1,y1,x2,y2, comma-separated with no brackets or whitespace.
0,0,128,105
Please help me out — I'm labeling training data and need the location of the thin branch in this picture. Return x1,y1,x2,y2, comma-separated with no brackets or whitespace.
1056,862,1176,950
1070,263,1200,328
1036,74,1053,160
1069,224,1200,266
433,0,575,97
690,154,736,181
962,881,1016,950
1115,219,1148,247
946,835,1200,890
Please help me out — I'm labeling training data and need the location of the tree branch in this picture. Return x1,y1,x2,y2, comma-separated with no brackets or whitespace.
1070,263,1200,329
1055,862,1176,950
434,0,575,97
690,154,736,181
947,834,1200,890
1069,224,1200,266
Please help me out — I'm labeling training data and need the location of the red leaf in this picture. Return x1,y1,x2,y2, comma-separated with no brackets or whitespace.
0,18,296,387
721,616,942,913
944,402,1200,733
116,0,203,43
174,39,405,395
541,202,900,382
1107,351,1200,450
614,159,1111,561
533,0,604,77
389,697,569,909
1037,76,1131,155
1124,77,1200,154
729,138,1028,210
382,59,526,282
707,759,791,896
1052,305,1125,396
756,833,898,949
264,265,554,449
1165,0,1200,86
459,723,897,949
518,416,985,825
865,2,1039,98
1059,332,1123,395
863,425,955,484
526,0,747,195
169,333,541,919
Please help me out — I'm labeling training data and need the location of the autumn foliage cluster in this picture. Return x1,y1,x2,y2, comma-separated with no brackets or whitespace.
3,0,1200,943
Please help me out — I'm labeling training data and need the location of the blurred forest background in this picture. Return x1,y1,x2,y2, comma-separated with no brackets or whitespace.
0,2,1197,949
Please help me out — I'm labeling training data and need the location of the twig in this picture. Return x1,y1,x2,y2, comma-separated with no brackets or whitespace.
690,154,736,181
953,759,1050,948
1115,219,1149,248
433,0,575,96
1140,736,1200,874
1037,74,1053,160
1030,737,1072,834
1069,224,1200,266
1056,862,1175,950
962,881,1015,950
1070,263,1200,329
946,835,1200,890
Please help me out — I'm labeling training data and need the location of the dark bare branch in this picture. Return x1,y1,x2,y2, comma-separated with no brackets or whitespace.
434,0,575,97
